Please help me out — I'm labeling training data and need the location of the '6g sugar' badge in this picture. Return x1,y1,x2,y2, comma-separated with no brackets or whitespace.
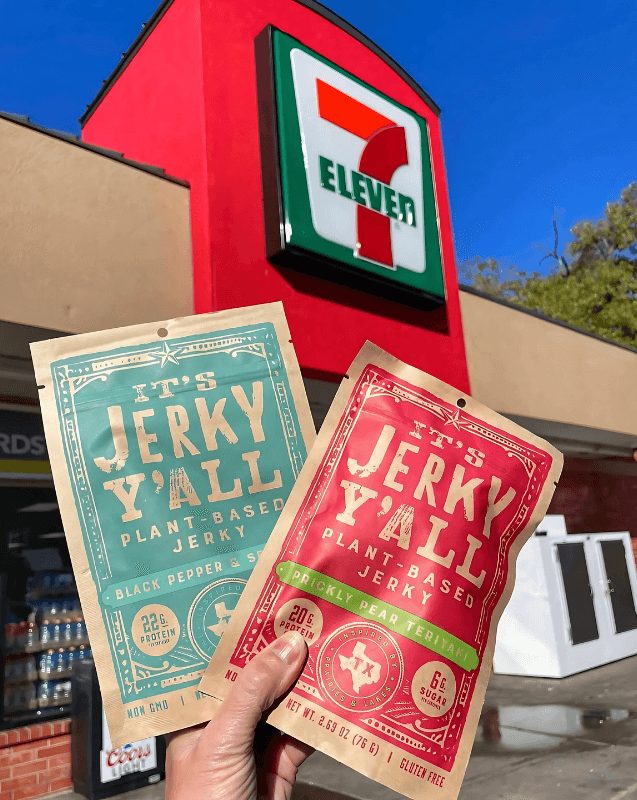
411,661,457,718
188,579,247,660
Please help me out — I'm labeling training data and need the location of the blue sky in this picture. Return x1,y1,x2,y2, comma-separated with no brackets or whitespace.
1,0,635,280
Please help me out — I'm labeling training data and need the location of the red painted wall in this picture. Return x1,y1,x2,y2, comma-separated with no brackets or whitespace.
82,0,212,312
82,0,470,391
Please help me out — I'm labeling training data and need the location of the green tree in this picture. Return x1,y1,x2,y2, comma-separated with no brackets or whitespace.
461,183,637,348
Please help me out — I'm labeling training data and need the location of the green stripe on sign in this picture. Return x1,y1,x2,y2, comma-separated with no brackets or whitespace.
275,560,479,671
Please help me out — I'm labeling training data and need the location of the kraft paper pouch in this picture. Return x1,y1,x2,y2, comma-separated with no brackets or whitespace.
31,303,315,746
200,341,563,800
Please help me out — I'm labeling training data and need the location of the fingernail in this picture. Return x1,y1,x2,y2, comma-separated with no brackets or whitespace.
272,631,305,664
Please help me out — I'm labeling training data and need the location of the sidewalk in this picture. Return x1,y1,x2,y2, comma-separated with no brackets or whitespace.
59,653,637,800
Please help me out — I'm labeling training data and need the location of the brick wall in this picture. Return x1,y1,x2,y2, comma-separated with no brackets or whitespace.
0,719,71,800
548,459,637,539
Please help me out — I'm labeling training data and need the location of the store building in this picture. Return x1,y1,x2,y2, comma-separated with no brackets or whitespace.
460,286,637,540
0,110,193,796
1,0,637,797
1,2,466,794
78,0,468,393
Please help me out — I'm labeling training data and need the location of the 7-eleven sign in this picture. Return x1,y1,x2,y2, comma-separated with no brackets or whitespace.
257,28,446,307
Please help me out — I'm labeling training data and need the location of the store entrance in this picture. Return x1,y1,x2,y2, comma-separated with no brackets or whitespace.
0,482,90,729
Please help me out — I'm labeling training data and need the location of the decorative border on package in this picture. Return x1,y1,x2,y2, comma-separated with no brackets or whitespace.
199,341,562,800
51,325,305,701
230,365,551,767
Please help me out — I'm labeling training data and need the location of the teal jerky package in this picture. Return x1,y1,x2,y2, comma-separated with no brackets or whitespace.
31,303,315,745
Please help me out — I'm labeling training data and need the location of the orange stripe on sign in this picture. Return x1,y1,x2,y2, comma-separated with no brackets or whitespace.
316,79,395,140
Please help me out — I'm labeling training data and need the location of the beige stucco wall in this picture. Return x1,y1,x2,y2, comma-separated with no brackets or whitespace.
0,117,193,334
460,289,637,441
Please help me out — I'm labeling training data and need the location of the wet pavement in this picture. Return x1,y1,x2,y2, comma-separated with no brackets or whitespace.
458,656,637,800
58,653,637,800
474,705,633,754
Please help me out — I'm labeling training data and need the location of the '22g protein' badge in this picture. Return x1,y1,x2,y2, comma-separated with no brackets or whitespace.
201,342,563,800
31,303,315,746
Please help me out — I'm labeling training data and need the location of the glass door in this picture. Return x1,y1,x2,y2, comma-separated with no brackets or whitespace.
599,539,637,634
556,542,599,645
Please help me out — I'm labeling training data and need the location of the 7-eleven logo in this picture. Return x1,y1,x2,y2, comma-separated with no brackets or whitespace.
316,79,413,268
290,46,426,275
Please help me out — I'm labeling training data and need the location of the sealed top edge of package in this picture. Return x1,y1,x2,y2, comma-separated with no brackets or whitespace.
31,302,291,363
199,340,563,800
31,302,316,746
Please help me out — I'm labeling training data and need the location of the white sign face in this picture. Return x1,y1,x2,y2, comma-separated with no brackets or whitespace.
290,47,426,274
100,710,157,783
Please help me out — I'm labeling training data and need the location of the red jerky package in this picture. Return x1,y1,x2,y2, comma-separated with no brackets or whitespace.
200,342,563,799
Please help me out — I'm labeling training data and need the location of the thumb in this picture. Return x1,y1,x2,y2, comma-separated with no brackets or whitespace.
198,631,307,757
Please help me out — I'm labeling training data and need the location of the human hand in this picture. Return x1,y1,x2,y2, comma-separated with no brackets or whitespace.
165,631,313,800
